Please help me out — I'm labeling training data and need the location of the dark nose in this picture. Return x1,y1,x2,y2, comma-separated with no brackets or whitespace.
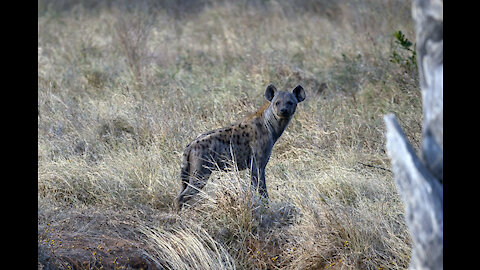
280,108,288,115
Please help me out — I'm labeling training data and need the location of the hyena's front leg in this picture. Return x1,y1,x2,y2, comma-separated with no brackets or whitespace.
250,159,269,202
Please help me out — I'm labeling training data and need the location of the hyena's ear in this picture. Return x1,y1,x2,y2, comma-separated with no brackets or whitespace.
293,85,305,102
264,84,277,101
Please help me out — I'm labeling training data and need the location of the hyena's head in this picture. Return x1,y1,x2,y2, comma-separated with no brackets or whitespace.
264,84,305,118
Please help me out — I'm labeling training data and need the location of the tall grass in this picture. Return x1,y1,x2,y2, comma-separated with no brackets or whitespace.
38,0,420,269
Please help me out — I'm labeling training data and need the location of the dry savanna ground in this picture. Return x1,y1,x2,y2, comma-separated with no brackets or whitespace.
38,1,422,269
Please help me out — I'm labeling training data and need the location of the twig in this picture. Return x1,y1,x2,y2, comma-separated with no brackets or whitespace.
356,162,392,172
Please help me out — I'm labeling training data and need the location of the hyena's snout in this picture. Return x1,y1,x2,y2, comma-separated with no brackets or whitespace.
279,107,291,117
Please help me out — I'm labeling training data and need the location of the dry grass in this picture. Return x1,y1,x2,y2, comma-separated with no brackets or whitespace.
38,1,420,269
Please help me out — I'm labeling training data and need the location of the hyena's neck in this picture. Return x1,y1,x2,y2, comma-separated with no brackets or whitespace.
263,105,292,142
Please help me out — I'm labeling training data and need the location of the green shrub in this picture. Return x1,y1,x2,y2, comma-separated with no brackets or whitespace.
390,30,417,73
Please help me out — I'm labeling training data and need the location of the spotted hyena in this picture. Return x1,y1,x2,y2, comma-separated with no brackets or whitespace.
176,84,306,210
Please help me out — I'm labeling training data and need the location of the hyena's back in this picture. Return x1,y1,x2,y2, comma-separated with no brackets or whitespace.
179,123,255,184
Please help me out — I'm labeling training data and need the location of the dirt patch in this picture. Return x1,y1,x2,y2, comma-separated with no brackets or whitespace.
38,230,160,269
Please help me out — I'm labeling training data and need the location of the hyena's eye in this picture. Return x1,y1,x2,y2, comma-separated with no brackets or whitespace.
286,101,293,106
275,101,281,106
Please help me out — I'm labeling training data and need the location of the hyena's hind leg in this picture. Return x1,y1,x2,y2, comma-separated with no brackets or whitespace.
177,150,191,204
176,158,213,210
177,167,189,206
